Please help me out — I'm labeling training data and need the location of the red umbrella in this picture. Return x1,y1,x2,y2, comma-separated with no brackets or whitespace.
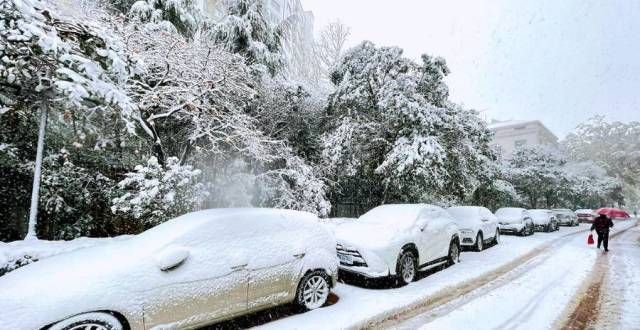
595,207,631,219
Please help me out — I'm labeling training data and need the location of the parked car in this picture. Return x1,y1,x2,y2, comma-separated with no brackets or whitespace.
553,208,579,226
495,207,535,236
447,206,500,251
575,209,596,223
335,204,460,286
0,209,338,330
528,209,559,232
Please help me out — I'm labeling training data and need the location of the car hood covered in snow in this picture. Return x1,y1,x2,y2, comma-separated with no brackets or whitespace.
0,239,147,329
334,221,409,251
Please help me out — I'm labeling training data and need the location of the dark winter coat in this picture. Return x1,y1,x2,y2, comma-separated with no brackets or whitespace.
591,215,614,232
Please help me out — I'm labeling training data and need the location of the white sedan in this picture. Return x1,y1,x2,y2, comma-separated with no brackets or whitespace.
335,204,461,286
447,206,500,251
0,209,338,330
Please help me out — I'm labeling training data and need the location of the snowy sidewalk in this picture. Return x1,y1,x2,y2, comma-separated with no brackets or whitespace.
256,224,600,329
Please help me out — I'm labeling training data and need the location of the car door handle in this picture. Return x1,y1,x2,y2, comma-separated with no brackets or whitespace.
293,253,305,259
231,264,248,271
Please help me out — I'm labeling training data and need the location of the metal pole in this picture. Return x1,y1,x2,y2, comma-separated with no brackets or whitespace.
25,104,48,240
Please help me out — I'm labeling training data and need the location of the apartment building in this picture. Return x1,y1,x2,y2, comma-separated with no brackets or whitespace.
488,120,559,158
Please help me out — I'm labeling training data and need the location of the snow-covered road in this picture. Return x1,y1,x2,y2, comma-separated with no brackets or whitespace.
591,223,640,329
254,222,637,329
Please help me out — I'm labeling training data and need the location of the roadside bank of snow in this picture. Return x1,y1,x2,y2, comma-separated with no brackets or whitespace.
256,224,592,329
0,236,130,276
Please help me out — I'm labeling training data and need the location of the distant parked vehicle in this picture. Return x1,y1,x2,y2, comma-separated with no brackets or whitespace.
335,204,460,286
0,209,338,330
495,207,535,236
447,206,500,251
553,208,579,226
528,209,559,232
575,209,596,223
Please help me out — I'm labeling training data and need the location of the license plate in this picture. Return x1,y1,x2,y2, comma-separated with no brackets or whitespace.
337,253,353,264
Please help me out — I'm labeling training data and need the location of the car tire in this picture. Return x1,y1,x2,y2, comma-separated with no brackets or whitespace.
50,312,123,330
448,238,460,266
527,223,534,236
475,232,484,252
397,250,417,285
493,229,500,245
295,270,330,311
519,226,527,236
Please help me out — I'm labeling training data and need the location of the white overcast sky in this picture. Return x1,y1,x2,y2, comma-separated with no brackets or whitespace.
300,0,640,137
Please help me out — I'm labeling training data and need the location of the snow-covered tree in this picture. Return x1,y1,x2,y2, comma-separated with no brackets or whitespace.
0,0,136,239
0,0,134,112
322,41,495,211
209,0,283,76
40,150,115,239
563,116,640,206
128,0,203,36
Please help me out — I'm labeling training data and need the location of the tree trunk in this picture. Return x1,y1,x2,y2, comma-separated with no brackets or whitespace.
25,105,48,240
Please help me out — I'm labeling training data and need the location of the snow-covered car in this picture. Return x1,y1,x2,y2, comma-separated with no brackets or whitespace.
335,204,460,286
528,209,559,232
0,208,338,330
553,208,579,226
575,209,596,223
447,206,500,251
495,207,535,236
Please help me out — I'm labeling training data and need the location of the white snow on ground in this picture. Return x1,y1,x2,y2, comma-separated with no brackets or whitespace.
593,222,640,329
394,220,638,330
256,224,594,329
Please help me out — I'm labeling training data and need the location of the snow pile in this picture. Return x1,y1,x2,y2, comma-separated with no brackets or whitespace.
0,236,129,276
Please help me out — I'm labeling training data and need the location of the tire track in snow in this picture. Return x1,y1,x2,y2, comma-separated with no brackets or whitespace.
561,221,640,330
370,228,590,329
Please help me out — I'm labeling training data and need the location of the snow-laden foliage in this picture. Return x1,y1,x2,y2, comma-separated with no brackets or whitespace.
322,41,495,209
128,0,202,36
39,150,115,239
0,0,135,114
502,145,622,209
563,116,640,206
111,157,205,226
209,0,283,76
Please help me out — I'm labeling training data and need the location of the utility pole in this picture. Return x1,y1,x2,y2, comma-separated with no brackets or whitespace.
25,101,49,240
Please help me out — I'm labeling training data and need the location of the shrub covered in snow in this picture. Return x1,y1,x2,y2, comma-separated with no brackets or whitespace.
111,157,205,227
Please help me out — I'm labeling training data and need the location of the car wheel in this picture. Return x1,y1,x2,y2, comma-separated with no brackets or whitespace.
493,229,500,245
546,224,552,232
397,250,417,285
296,270,330,311
519,226,527,236
475,232,484,252
50,312,123,330
448,239,460,266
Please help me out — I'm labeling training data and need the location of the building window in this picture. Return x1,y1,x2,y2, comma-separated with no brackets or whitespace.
515,139,527,148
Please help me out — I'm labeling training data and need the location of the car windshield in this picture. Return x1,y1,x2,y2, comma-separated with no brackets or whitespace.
359,205,422,227
495,208,522,218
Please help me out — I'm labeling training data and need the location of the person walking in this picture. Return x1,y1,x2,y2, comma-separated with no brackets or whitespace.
590,214,614,251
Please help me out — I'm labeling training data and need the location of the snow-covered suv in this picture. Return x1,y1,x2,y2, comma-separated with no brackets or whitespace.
335,204,460,285
447,206,500,251
495,207,535,236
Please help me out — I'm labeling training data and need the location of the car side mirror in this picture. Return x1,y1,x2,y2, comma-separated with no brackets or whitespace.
155,245,190,271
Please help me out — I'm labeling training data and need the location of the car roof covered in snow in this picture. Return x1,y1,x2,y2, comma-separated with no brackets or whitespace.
137,208,318,245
